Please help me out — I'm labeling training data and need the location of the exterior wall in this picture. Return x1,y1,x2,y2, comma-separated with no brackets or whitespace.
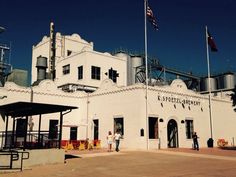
85,79,236,149
0,79,235,150
62,34,93,58
32,33,127,89
0,80,85,147
32,33,93,84
147,83,210,149
212,99,236,146
87,80,146,149
23,149,65,167
55,51,126,88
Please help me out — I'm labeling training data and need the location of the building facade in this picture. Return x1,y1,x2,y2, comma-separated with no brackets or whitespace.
0,32,235,150
1,78,235,150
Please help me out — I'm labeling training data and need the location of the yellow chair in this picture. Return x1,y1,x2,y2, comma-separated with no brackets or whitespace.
78,141,85,150
67,143,74,150
88,141,94,150
94,140,101,149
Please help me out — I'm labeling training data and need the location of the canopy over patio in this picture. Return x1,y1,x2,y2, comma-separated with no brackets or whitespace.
0,101,77,117
0,101,78,150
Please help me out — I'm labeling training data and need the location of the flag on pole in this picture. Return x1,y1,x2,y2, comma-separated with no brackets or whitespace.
146,5,158,30
207,31,218,52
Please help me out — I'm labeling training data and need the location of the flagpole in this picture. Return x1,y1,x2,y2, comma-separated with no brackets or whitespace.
205,25,213,140
144,0,149,150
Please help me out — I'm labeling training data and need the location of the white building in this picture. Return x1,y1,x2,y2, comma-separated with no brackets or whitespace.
32,33,127,91
0,31,236,150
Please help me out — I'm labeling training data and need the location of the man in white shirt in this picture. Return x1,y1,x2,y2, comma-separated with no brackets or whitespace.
114,130,122,152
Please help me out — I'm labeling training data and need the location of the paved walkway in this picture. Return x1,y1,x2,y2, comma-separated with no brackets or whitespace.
1,147,236,177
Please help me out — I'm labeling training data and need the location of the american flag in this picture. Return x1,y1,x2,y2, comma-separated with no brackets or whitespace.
147,5,158,30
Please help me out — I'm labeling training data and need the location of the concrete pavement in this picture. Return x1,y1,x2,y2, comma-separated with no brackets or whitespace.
1,148,236,177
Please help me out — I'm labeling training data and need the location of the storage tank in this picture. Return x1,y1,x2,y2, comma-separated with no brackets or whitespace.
131,55,144,84
7,69,28,87
218,73,235,89
36,56,48,81
200,77,217,92
115,52,132,86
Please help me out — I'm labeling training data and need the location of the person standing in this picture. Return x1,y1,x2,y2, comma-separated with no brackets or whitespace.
192,132,199,151
114,130,122,152
107,131,113,152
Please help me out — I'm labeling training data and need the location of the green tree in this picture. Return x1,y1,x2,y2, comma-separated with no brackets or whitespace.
230,86,236,111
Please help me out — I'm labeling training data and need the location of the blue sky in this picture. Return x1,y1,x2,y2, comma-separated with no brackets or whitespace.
0,0,236,79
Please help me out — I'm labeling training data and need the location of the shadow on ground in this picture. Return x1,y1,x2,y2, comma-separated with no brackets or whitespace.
220,146,236,150
65,154,81,159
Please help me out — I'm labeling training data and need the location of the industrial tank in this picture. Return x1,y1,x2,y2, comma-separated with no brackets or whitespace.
131,55,144,84
36,56,48,81
115,52,132,86
200,77,217,92
218,73,235,90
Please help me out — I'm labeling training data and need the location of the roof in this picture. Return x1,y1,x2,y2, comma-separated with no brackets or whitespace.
0,101,78,117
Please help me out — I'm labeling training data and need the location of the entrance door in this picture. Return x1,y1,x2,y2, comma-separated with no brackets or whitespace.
167,119,178,148
93,119,99,140
49,120,58,139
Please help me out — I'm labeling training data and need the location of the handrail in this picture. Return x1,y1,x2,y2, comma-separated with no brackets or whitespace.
0,131,60,149
0,149,29,171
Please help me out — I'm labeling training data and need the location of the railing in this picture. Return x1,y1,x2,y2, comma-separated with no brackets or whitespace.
0,149,29,171
0,131,60,149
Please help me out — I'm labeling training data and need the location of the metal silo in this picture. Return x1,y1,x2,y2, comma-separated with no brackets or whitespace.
36,56,48,81
115,52,132,86
200,77,217,92
222,73,235,89
131,55,144,84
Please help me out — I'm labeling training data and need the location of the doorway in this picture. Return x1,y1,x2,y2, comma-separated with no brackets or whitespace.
93,119,99,140
70,127,78,140
167,119,178,148
49,120,58,139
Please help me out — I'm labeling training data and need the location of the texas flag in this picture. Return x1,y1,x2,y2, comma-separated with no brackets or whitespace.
207,31,218,52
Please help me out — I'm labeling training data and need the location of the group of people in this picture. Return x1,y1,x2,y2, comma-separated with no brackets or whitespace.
107,130,122,152
107,130,199,152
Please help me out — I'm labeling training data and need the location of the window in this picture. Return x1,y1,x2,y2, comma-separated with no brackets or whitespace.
91,66,100,80
185,119,194,139
67,50,72,56
63,64,70,75
78,66,83,80
70,127,77,140
93,119,99,140
108,68,119,83
149,117,158,139
114,118,124,135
